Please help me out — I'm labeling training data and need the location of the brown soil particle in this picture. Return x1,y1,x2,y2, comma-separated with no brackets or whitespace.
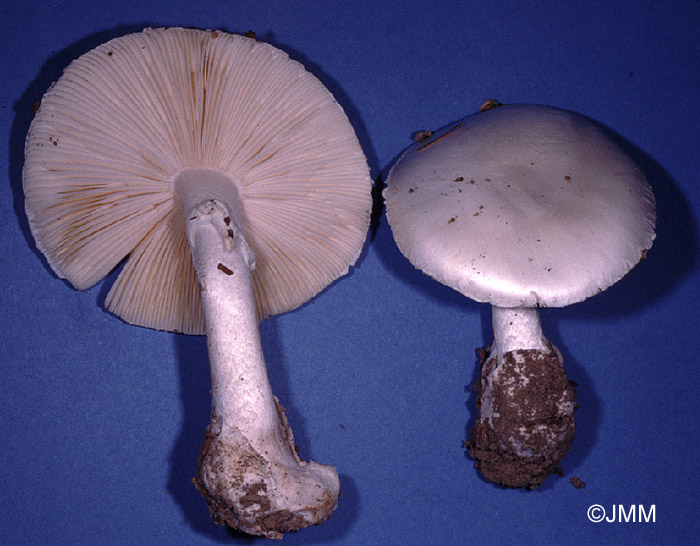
570,476,586,489
412,130,433,142
468,347,577,489
417,122,465,152
217,263,233,275
480,98,502,112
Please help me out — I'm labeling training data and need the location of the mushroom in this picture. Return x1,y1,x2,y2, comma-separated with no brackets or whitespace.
384,102,655,488
23,28,372,537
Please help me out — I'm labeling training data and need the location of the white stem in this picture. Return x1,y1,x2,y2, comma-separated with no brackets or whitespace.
177,169,279,447
175,168,339,538
188,201,281,444
491,306,548,362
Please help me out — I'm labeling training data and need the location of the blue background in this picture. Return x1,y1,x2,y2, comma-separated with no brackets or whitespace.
1,1,698,544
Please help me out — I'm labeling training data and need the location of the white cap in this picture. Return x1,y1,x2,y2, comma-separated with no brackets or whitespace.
385,104,656,307
24,27,371,333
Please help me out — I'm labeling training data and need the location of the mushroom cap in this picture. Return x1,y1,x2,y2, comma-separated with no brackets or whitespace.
24,27,371,334
384,104,656,308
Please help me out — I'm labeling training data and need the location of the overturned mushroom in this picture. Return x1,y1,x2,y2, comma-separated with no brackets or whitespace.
384,103,655,488
23,28,372,537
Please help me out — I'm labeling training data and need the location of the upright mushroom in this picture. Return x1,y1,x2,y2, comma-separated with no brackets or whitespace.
23,28,372,537
384,102,655,488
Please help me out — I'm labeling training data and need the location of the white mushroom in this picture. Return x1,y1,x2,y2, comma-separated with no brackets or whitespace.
384,102,655,488
23,27,372,537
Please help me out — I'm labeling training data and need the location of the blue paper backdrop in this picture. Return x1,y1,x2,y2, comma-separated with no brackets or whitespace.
1,1,698,544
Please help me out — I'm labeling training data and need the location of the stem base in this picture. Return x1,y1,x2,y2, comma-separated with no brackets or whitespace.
194,398,340,539
468,346,577,489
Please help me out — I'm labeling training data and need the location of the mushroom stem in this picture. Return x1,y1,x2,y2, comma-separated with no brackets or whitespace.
469,305,576,488
491,306,548,362
186,198,275,445
175,169,339,539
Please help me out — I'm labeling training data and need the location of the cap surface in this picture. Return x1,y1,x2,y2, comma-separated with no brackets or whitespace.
384,104,656,308
24,27,371,334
